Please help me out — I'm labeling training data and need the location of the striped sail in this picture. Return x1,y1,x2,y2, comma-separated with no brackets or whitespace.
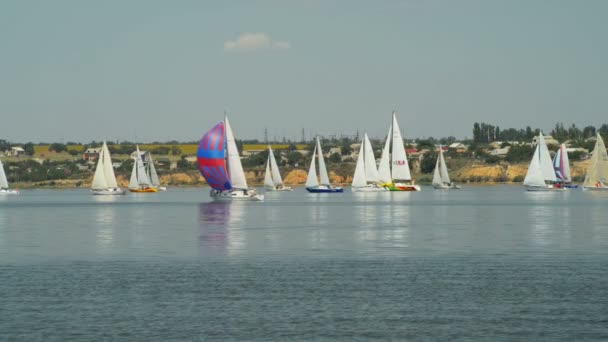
197,122,232,191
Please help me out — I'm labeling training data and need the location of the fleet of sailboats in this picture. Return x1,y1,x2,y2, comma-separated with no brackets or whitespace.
378,112,421,191
305,137,343,193
91,141,126,195
197,116,264,201
264,146,292,191
432,146,460,189
0,158,19,195
351,133,384,192
145,152,166,191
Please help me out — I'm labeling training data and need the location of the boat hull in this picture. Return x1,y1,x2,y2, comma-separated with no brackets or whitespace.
210,189,264,201
92,188,126,195
582,186,608,191
265,185,294,191
0,189,19,195
351,185,386,192
433,184,461,190
157,186,167,191
129,187,158,193
385,183,421,191
306,186,344,193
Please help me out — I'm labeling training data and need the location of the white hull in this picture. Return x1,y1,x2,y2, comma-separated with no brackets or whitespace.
352,185,386,192
0,189,19,195
92,188,127,195
433,184,461,190
210,189,264,201
525,185,566,192
157,186,167,191
265,185,293,191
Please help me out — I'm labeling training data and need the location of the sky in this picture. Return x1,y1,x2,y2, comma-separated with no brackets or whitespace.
1,0,607,143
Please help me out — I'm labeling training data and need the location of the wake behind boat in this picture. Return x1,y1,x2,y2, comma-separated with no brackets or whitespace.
197,116,263,201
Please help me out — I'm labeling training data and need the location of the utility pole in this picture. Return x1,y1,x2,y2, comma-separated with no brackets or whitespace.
264,127,268,144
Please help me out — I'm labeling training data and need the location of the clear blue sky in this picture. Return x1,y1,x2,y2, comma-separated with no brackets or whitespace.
1,0,607,143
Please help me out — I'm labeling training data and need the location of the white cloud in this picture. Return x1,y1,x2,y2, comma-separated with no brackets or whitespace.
224,32,290,52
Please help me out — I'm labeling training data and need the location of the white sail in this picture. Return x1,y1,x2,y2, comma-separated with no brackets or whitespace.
128,160,139,189
537,133,557,182
390,112,411,181
351,140,366,188
431,156,442,187
147,153,160,186
0,159,9,189
377,125,392,184
92,144,109,190
264,158,274,189
561,145,571,182
438,148,451,184
135,146,150,186
317,137,331,186
305,145,319,187
584,133,608,187
101,142,118,188
224,116,248,190
268,146,283,186
524,144,546,187
363,133,380,183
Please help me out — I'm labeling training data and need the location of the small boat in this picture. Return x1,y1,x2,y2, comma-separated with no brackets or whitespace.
0,158,19,195
305,137,343,193
553,143,577,189
523,133,564,191
129,146,158,193
378,111,421,191
583,133,608,191
91,141,126,195
146,152,167,191
264,146,292,191
197,116,263,201
351,133,385,192
432,146,460,189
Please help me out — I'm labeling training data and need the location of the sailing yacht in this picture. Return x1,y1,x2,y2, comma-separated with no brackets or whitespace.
583,133,608,191
523,133,564,191
197,116,263,201
432,146,460,189
145,152,166,191
0,158,19,195
553,144,577,189
91,141,126,195
305,137,343,193
351,133,384,191
128,146,158,193
378,112,421,191
264,146,292,191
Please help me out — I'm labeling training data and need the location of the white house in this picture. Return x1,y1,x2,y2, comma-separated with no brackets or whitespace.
11,146,26,157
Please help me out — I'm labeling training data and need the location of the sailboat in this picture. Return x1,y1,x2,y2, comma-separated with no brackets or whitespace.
305,137,343,193
197,116,263,201
583,133,608,191
523,133,564,191
264,146,292,191
553,144,577,189
378,112,421,191
145,152,166,191
0,158,19,195
432,146,460,189
129,146,158,193
91,141,126,195
351,133,384,192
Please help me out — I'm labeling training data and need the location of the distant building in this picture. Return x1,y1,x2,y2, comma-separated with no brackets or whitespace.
328,147,341,156
11,146,26,157
448,143,468,152
489,146,510,156
532,135,558,146
82,147,101,161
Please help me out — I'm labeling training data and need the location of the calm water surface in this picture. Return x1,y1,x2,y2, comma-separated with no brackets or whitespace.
1,186,607,341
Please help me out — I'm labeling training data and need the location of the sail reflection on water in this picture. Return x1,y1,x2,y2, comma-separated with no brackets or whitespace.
198,201,246,256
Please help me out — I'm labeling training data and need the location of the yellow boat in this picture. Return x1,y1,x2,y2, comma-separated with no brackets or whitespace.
129,187,158,193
